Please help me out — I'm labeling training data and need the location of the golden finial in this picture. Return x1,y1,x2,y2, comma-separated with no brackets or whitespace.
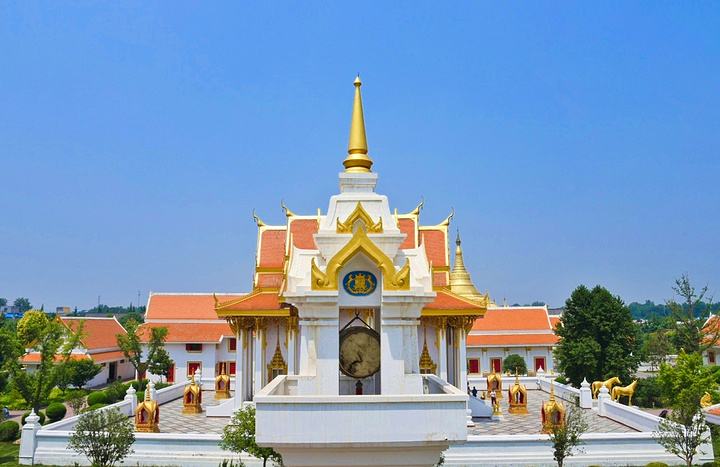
252,209,266,227
449,229,485,302
281,200,296,218
343,75,373,173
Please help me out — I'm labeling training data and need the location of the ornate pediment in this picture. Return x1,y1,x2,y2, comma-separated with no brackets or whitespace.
336,202,383,234
311,227,409,291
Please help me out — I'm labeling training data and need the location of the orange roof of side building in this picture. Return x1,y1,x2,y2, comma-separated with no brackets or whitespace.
423,290,485,315
468,306,558,347
549,316,561,330
138,322,233,344
60,317,126,350
145,293,245,321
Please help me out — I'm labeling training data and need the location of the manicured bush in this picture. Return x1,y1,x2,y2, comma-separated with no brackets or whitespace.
502,354,527,375
82,403,108,413
155,382,170,390
0,420,20,441
105,382,125,402
45,402,67,422
86,391,108,406
21,410,45,425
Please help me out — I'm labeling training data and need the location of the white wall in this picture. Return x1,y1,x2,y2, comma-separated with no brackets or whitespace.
466,346,555,375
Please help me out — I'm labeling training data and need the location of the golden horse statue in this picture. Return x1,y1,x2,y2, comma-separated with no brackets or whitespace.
591,376,621,398
611,380,638,405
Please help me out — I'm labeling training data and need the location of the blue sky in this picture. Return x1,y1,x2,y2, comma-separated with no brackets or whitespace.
1,2,718,310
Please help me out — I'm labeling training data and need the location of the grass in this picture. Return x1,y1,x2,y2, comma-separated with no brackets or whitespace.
0,442,60,467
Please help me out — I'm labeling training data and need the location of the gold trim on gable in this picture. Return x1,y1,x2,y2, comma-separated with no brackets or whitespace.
336,202,383,234
311,227,409,291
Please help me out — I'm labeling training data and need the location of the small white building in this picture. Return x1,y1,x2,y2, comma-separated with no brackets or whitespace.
22,316,134,387
467,306,559,375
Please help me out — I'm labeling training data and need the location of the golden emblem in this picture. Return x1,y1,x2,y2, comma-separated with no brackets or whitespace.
344,271,377,296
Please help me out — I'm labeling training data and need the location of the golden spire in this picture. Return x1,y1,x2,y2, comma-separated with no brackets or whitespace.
449,230,485,302
343,75,373,173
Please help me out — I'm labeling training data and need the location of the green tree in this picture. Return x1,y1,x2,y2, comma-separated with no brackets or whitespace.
66,359,102,389
669,274,717,353
147,328,173,383
643,331,674,371
221,405,282,467
13,297,32,314
554,285,640,387
69,407,135,467
502,354,527,375
0,298,7,307
549,406,589,467
654,406,710,467
657,351,719,420
6,311,83,411
116,319,147,379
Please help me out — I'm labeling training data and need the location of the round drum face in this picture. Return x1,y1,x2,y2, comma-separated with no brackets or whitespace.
339,326,381,379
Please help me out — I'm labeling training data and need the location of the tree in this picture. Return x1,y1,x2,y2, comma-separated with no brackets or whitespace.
146,327,172,381
0,298,7,307
669,274,716,353
116,319,147,379
66,359,102,389
13,297,32,314
654,407,710,467
6,311,83,411
549,406,589,467
221,405,282,467
657,351,719,420
502,354,527,375
643,331,674,371
554,285,640,387
69,407,135,467
67,390,87,416
117,311,144,328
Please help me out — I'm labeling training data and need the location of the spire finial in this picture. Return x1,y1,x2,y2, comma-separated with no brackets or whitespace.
343,75,373,173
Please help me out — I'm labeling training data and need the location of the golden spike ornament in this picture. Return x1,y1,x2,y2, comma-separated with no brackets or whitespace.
343,75,373,173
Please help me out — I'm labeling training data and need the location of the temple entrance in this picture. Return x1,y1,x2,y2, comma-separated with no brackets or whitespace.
339,307,381,395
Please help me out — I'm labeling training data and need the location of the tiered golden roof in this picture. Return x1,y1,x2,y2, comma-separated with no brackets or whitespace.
267,337,287,381
418,337,437,374
135,385,159,433
449,232,487,303
343,75,373,173
508,373,528,414
183,373,202,414
215,363,231,399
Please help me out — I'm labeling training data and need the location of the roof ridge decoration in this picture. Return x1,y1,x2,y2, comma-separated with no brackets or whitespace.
336,202,383,234
343,75,373,173
281,200,296,218
310,226,409,291
252,209,266,227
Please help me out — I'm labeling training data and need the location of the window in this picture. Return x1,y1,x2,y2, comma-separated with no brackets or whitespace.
228,338,237,352
467,358,480,374
709,351,716,364
534,357,546,372
186,343,202,353
187,361,201,377
491,358,502,373
229,362,236,375
167,364,175,383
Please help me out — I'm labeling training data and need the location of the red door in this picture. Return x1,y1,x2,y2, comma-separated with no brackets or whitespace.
491,358,501,373
534,357,546,372
167,364,175,383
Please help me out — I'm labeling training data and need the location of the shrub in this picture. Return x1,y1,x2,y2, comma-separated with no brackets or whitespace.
86,391,109,406
131,380,149,392
21,410,45,425
105,382,126,402
635,377,664,408
0,420,20,441
555,375,569,385
645,463,669,467
136,391,144,402
155,382,170,390
45,402,67,422
69,407,135,467
502,354,527,375
83,403,108,413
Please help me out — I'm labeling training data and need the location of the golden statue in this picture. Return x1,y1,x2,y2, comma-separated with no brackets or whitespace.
591,376,621,399
701,392,713,408
541,383,566,434
487,371,502,398
135,383,159,433
611,380,638,405
215,362,231,399
182,373,202,414
508,372,528,414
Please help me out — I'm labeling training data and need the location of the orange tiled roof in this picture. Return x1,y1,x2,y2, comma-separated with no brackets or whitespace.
550,316,561,330
471,307,551,332
290,218,318,249
215,290,285,316
89,350,126,363
21,353,90,364
259,229,286,268
467,334,559,346
398,218,416,249
61,317,126,350
424,290,485,312
421,229,448,267
138,322,233,343
256,273,284,289
433,272,448,287
146,294,244,321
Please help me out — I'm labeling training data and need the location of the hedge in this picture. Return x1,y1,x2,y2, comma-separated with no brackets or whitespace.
85,403,107,412
0,420,20,441
21,410,45,425
45,402,67,423
86,391,109,406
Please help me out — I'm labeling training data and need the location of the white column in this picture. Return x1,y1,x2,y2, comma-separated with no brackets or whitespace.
295,302,339,396
234,327,246,409
287,323,297,375
253,324,263,396
19,411,41,465
457,327,468,393
579,378,592,409
438,324,448,382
